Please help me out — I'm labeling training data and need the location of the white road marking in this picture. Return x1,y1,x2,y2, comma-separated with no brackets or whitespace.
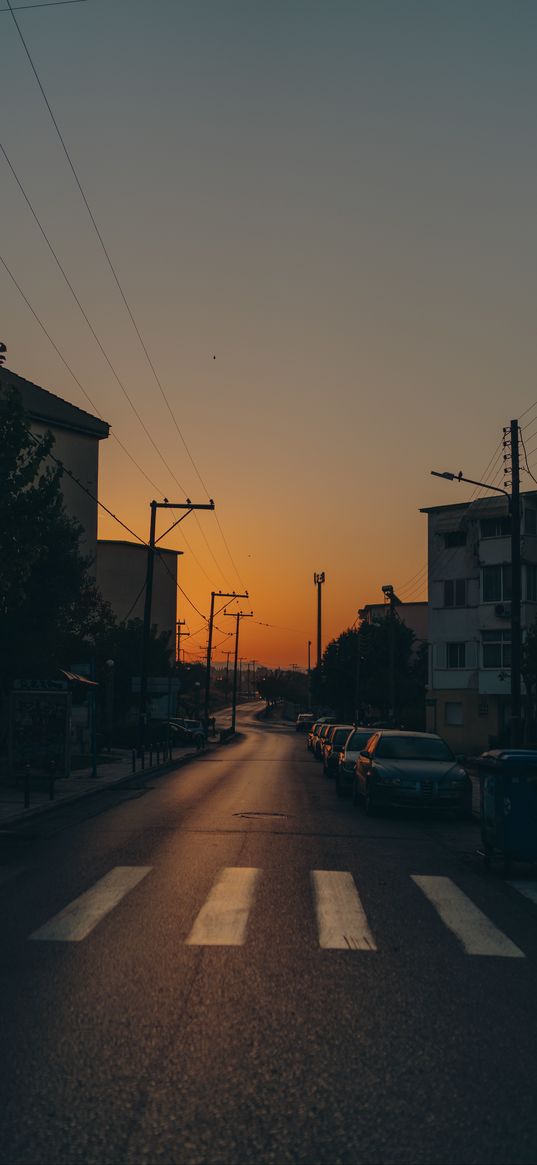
29,866,151,942
508,881,537,907
411,875,524,958
186,867,260,946
311,870,377,950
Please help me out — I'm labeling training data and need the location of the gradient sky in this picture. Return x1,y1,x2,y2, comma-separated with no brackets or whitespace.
2,0,537,667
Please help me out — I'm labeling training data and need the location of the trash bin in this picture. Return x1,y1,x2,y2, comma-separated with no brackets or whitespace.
469,749,537,871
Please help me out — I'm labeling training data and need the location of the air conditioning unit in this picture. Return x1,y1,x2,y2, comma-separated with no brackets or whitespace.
494,603,511,618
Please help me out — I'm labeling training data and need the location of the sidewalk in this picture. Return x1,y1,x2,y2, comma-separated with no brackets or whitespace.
0,739,214,829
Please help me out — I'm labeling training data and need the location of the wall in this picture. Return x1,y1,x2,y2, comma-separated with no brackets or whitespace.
96,541,179,643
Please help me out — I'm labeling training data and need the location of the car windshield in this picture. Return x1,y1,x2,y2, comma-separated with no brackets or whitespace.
333,727,352,746
347,731,373,751
375,736,454,761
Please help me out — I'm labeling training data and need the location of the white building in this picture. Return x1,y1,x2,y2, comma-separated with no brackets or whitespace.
420,492,537,752
96,540,181,645
0,366,109,563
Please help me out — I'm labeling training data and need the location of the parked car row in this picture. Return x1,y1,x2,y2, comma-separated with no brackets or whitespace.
306,720,471,816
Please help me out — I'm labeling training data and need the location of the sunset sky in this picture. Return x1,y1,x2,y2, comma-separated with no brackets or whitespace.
2,0,537,667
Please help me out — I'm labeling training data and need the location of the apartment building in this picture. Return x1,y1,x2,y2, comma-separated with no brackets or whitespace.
421,491,537,752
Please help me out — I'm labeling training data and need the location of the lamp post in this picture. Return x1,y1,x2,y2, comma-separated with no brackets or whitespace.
431,443,521,747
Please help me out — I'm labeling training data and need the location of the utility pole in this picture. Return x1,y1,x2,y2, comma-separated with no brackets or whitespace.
238,657,246,700
225,612,253,732
307,639,312,709
432,436,523,748
313,572,325,668
382,585,401,725
508,419,522,746
176,620,189,665
251,659,257,699
223,650,231,705
355,609,366,724
204,590,248,732
139,498,214,751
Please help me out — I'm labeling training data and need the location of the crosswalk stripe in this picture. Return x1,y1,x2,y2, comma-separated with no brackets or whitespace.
29,866,152,942
311,870,376,950
508,881,537,907
411,875,524,958
186,867,260,946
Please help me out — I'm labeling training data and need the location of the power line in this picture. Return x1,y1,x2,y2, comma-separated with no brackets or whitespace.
1,1,87,11
5,0,246,590
23,424,210,623
0,251,220,588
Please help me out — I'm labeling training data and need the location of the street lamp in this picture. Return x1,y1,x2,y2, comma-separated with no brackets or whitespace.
431,454,522,747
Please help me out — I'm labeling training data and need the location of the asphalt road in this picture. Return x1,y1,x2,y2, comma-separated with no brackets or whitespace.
1,703,537,1165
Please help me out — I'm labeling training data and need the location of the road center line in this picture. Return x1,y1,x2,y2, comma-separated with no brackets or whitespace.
30,866,152,942
186,867,260,946
311,870,377,950
411,875,524,958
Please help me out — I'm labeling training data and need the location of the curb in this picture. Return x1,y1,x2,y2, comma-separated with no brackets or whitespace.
0,740,220,829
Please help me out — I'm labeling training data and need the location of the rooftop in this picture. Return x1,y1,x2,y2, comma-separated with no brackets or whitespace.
0,366,109,440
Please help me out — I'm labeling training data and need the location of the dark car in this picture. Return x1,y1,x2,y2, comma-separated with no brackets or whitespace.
314,722,334,760
165,718,206,749
354,730,470,816
336,727,376,798
296,713,315,733
322,724,354,777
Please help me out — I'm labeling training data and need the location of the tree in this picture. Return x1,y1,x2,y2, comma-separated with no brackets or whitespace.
311,618,427,727
0,386,109,696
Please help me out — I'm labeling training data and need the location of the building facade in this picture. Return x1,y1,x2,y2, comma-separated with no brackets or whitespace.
1,366,109,563
421,492,537,753
96,540,180,646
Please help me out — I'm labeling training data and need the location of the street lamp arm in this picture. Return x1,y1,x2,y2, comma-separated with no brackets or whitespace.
428,468,507,496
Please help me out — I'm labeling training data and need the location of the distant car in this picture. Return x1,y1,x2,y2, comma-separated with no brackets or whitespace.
296,713,315,732
336,727,376,798
322,724,354,777
165,718,206,748
353,730,471,816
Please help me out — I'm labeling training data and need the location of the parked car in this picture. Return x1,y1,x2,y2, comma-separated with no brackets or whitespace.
353,730,471,816
165,718,206,748
307,717,336,751
336,727,375,798
296,713,315,732
307,722,321,751
322,724,354,777
314,722,335,759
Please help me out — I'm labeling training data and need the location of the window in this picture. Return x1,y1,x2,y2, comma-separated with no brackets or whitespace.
482,564,512,603
447,642,466,668
445,702,463,726
525,509,537,536
480,516,511,538
482,630,511,669
444,579,466,607
444,531,466,548
527,564,537,602
375,735,453,761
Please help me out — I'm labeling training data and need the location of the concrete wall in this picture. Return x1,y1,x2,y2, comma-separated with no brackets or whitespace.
96,541,179,644
30,420,100,564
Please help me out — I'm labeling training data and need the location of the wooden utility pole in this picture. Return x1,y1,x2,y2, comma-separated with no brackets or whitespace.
139,498,213,751
509,419,522,746
225,612,253,732
176,620,188,665
204,591,248,731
